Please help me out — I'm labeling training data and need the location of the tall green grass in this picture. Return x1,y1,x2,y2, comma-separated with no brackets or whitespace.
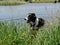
0,20,60,45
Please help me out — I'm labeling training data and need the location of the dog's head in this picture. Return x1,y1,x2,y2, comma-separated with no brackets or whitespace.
24,13,36,23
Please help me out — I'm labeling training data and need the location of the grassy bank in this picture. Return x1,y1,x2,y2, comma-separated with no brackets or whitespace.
31,0,55,3
0,0,57,6
0,20,60,45
0,1,27,6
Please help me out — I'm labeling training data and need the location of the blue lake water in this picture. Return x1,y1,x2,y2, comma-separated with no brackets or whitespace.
0,3,60,24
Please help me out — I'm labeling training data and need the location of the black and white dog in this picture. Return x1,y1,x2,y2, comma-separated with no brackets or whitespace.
24,13,44,31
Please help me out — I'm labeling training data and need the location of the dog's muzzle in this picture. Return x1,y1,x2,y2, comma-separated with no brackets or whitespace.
24,18,26,20
24,18,29,23
24,17,28,20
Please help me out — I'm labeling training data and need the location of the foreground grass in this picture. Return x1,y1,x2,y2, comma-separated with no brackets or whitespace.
0,1,27,6
0,21,60,45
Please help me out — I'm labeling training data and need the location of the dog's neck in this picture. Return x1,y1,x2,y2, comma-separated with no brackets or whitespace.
35,18,39,26
29,18,39,27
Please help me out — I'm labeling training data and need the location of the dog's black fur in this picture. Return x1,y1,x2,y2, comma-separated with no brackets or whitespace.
24,13,44,30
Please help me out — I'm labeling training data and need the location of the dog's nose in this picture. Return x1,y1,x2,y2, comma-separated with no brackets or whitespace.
24,17,28,20
24,18,26,20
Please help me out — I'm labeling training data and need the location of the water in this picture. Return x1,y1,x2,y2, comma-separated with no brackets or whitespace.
0,3,60,24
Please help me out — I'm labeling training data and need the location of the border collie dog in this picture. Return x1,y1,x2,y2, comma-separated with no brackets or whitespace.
24,13,44,31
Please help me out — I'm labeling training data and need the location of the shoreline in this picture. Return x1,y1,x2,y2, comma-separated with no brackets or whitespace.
0,1,57,6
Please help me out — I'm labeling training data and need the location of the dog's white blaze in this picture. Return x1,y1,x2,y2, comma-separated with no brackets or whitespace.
37,18,39,21
35,18,39,26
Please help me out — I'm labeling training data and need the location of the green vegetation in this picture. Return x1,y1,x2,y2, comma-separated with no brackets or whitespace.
0,0,57,5
32,0,55,3
0,1,27,6
0,19,60,45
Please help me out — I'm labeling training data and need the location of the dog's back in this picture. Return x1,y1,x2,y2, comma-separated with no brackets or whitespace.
32,18,45,30
37,18,44,27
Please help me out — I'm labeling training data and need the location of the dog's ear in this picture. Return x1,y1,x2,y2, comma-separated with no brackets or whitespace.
28,13,36,16
31,13,36,16
31,13,36,19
